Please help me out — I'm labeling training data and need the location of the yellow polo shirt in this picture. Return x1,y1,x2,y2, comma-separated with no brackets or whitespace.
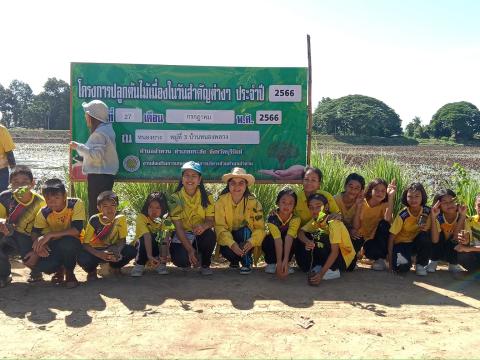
0,190,45,235
84,213,127,247
358,200,389,241
169,188,214,231
267,211,301,239
334,193,356,229
465,215,480,246
34,198,85,239
390,206,431,244
134,213,165,242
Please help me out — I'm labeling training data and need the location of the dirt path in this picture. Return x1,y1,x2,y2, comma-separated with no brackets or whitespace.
1,261,480,359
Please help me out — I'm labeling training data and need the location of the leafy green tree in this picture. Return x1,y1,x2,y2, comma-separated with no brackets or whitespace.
313,95,402,136
8,80,34,127
429,102,480,140
22,96,50,129
405,116,429,138
38,78,70,129
0,83,15,127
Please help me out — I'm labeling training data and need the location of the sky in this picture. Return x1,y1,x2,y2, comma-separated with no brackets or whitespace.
1,0,479,126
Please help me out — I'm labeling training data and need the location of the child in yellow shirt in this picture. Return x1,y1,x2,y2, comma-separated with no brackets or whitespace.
262,187,300,278
298,193,356,283
0,166,45,287
388,183,431,275
131,192,171,277
455,194,480,275
78,191,136,280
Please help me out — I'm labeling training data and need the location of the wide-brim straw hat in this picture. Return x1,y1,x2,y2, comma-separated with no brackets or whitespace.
221,167,255,186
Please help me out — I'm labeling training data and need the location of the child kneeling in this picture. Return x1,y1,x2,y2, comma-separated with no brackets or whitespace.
298,193,356,285
77,191,136,280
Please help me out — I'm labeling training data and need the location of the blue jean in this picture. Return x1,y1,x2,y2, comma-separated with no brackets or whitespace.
219,227,253,267
0,167,8,193
170,228,216,268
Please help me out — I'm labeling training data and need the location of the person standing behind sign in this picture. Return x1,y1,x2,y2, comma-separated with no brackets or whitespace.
0,124,16,193
70,100,119,218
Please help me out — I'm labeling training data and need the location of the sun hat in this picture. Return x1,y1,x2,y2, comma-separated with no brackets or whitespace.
181,161,202,174
221,167,255,186
82,100,109,123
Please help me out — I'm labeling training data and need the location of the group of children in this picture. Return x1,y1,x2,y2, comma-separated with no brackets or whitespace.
1,161,480,289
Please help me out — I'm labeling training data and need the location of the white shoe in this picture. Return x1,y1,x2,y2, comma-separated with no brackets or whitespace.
448,264,463,273
323,269,341,280
130,264,145,277
264,264,276,274
426,260,438,273
156,263,169,275
397,253,409,266
372,259,387,271
288,267,295,274
312,265,322,273
415,264,427,276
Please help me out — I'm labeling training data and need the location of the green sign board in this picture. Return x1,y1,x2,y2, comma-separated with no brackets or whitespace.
71,62,308,182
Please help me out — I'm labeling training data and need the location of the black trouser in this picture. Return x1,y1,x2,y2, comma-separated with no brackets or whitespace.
0,167,8,193
457,252,480,272
316,235,356,272
170,229,216,268
77,244,137,272
262,234,295,265
0,231,33,278
33,236,82,274
358,220,391,261
219,227,253,267
87,173,115,218
431,232,458,264
294,233,327,272
134,235,159,266
392,231,431,272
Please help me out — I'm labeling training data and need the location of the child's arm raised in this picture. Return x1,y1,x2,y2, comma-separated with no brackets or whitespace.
453,204,468,242
384,180,396,223
431,201,441,244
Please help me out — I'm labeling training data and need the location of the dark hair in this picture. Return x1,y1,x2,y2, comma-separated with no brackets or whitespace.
220,178,252,198
365,178,388,202
344,173,365,190
42,178,66,197
302,166,323,184
276,187,298,207
10,165,34,182
401,183,428,207
307,193,329,206
141,192,169,217
175,171,210,208
432,189,456,206
97,190,119,206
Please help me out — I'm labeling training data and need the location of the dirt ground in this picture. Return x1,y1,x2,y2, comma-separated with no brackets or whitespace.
1,259,480,359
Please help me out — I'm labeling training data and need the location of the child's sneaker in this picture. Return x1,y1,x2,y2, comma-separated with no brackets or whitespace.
415,264,427,276
372,259,387,271
131,264,145,277
323,269,341,280
426,260,438,273
396,253,409,266
156,264,169,275
264,264,276,274
448,263,463,273
200,267,213,276
288,267,295,274
312,265,322,273
239,266,252,275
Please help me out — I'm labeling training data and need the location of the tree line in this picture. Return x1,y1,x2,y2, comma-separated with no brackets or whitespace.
314,95,480,141
0,78,70,129
1,79,479,141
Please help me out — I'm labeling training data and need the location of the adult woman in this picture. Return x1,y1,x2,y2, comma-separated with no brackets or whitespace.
169,161,216,275
215,167,265,274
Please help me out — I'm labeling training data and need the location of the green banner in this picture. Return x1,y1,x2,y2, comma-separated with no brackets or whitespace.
71,62,308,182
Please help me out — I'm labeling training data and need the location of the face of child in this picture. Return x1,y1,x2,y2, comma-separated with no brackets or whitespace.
10,174,33,193
228,178,247,197
98,199,117,222
182,169,201,194
406,190,423,209
439,195,457,215
345,180,363,199
147,200,163,220
45,193,67,212
371,184,387,203
278,194,295,217
303,169,320,194
308,199,326,219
